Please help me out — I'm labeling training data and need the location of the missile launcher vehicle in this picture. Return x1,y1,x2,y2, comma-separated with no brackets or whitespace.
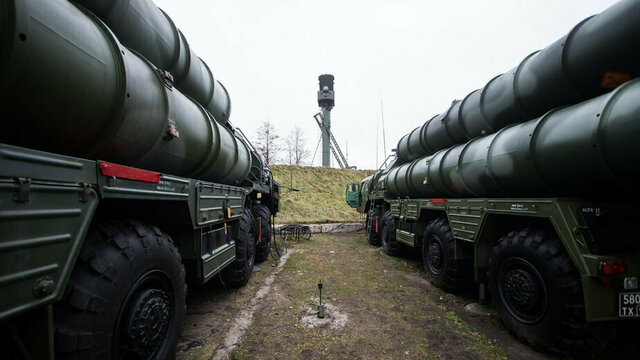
395,0,640,165
0,0,279,358
347,0,640,354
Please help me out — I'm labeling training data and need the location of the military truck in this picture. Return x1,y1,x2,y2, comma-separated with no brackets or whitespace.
0,0,279,358
347,0,640,353
350,156,396,246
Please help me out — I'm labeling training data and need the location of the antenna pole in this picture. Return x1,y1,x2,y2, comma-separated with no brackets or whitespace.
346,140,348,163
381,98,387,162
376,110,379,168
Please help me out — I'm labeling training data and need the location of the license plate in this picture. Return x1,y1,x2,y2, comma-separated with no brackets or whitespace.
619,292,640,317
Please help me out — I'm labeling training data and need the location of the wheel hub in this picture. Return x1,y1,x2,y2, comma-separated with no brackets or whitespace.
427,239,443,274
499,258,547,324
124,289,171,358
503,269,540,310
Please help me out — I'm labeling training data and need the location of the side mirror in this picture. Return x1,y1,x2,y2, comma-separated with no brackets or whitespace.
345,182,360,208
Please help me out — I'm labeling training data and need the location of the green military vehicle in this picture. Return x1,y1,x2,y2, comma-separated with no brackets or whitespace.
0,0,279,358
347,0,640,354
349,157,396,246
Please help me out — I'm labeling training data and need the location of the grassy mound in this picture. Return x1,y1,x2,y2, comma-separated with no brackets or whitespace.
270,165,374,224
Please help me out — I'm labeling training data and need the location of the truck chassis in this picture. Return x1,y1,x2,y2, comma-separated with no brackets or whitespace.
0,143,279,359
349,181,639,353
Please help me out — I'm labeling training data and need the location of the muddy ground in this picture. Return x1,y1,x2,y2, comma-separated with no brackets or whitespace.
176,231,637,360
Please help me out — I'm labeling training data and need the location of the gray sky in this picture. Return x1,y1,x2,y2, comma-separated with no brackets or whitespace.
154,0,619,170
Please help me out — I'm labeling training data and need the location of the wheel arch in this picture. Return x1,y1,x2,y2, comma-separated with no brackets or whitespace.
53,220,186,358
416,209,445,249
475,214,556,283
92,198,194,250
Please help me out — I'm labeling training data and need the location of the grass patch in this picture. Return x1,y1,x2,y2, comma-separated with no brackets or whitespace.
271,165,374,224
231,232,509,360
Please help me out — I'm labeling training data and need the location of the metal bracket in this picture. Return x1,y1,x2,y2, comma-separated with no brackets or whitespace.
166,119,180,140
161,70,174,90
79,183,92,202
13,177,31,202
33,277,55,299
166,124,180,139
222,200,229,219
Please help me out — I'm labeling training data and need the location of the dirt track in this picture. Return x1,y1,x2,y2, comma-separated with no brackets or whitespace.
176,231,636,360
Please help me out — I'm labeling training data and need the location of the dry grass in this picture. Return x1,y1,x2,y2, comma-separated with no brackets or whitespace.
230,232,509,360
271,165,374,224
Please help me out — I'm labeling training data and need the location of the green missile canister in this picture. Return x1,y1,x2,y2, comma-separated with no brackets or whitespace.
396,0,640,164
387,78,640,198
72,0,232,124
0,0,250,184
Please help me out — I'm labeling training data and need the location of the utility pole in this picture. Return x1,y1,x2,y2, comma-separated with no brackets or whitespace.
376,109,379,169
381,99,387,161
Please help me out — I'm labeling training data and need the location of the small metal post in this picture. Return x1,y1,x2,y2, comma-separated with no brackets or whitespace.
317,280,325,318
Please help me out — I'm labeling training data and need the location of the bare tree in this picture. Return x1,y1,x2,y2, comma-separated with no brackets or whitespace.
254,120,281,164
285,126,310,165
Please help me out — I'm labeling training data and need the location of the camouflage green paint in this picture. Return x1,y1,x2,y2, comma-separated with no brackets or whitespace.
387,79,640,198
345,182,360,208
0,149,98,323
396,0,640,164
72,0,232,123
0,0,250,185
387,197,640,322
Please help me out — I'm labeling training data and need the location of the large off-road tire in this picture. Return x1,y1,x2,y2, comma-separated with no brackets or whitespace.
252,204,271,263
380,210,405,256
365,207,381,246
53,220,186,359
422,218,472,292
488,228,609,354
220,208,256,287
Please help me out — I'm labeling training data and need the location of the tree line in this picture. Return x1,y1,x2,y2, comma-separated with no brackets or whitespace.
253,120,311,165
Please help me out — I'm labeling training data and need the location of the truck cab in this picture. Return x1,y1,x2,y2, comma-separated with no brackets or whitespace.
346,175,372,212
345,182,360,208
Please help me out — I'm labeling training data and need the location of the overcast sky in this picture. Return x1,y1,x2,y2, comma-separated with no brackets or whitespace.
154,0,619,170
